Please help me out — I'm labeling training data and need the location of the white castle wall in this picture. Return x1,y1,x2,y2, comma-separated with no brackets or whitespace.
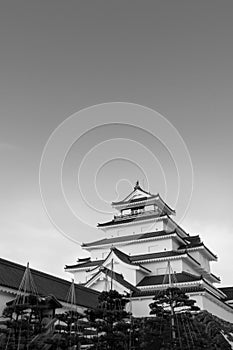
112,262,137,286
201,294,233,323
187,250,211,273
0,291,12,315
99,218,166,238
141,259,183,276
72,270,87,284
181,260,200,276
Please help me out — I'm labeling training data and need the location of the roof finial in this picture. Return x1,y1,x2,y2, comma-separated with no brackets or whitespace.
134,180,140,190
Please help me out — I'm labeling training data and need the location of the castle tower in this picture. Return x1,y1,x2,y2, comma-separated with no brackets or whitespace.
65,182,233,322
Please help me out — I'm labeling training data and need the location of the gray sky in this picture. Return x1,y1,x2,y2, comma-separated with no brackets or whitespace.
0,1,233,286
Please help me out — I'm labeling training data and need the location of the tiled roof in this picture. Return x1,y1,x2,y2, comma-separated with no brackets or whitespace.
65,260,104,270
97,212,164,227
130,250,187,262
112,247,132,264
0,258,99,309
219,287,233,301
178,235,202,250
112,194,157,206
129,196,148,203
82,230,177,248
132,285,205,297
178,241,217,260
111,248,151,272
137,272,202,287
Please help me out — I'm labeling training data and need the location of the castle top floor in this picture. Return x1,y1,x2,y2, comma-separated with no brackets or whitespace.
98,181,175,229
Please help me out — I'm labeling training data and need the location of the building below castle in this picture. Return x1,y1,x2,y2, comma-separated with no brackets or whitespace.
65,181,233,322
0,258,99,316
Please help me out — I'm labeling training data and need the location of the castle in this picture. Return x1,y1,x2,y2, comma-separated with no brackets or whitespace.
65,181,233,322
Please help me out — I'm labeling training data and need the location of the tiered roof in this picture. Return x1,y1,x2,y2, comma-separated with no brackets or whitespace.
137,271,202,287
219,287,233,302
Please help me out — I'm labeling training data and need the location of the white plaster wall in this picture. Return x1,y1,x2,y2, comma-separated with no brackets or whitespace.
181,260,199,276
72,270,88,284
99,218,165,238
171,239,180,250
131,294,202,318
188,251,210,273
89,249,109,261
188,293,204,310
139,259,183,276
136,270,147,285
112,263,137,286
202,295,233,323
120,237,173,256
0,291,13,315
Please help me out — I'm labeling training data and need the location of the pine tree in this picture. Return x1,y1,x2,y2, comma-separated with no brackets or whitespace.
86,290,131,350
146,286,226,350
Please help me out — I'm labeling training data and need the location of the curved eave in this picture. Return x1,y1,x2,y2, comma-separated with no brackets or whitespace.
202,244,218,261
111,189,156,206
209,273,221,283
179,245,217,261
65,264,100,272
105,248,151,273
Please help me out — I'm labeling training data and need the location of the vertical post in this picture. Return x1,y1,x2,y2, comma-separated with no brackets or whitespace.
129,291,132,350
110,259,114,291
105,268,108,292
167,262,176,348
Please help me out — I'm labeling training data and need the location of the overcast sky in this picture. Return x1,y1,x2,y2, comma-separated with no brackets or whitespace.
0,1,233,286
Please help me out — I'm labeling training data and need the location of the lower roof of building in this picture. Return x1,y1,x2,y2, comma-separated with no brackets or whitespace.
137,272,202,287
219,287,233,301
0,257,99,309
